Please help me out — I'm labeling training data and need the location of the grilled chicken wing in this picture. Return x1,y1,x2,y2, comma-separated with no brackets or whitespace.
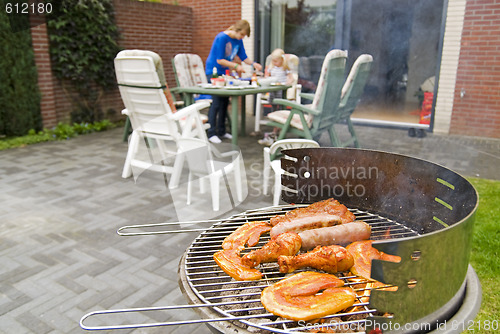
261,271,356,321
346,240,401,280
278,245,354,274
213,249,263,280
269,199,355,237
213,221,271,281
222,221,271,251
242,232,301,268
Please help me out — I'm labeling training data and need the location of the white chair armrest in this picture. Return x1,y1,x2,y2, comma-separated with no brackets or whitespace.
210,144,240,159
263,146,271,165
170,101,210,121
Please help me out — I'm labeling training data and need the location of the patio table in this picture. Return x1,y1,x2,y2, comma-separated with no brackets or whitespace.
177,84,290,145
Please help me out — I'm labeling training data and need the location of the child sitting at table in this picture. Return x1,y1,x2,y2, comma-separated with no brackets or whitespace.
258,48,294,146
266,48,294,98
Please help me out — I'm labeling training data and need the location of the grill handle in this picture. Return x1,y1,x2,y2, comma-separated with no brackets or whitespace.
116,206,294,236
80,300,267,330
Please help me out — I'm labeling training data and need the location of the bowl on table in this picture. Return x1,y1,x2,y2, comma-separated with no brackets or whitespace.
257,77,278,87
211,77,225,87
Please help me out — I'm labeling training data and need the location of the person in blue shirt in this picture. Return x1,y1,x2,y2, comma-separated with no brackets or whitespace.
205,20,262,143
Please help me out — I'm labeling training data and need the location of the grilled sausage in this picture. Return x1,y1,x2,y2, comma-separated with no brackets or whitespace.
269,199,355,237
298,221,371,250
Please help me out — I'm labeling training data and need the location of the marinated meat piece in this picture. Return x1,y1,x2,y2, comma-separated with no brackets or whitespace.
270,198,355,226
299,221,371,250
346,240,401,280
214,221,272,281
261,271,356,321
270,199,355,237
242,232,301,268
278,245,354,274
222,221,271,251
213,249,263,281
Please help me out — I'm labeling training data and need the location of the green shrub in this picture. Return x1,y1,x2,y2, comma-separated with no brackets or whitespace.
0,9,42,136
0,120,117,150
46,0,121,124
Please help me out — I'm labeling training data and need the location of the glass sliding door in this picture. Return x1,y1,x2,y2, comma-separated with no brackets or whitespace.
256,0,446,129
344,0,445,129
257,0,338,92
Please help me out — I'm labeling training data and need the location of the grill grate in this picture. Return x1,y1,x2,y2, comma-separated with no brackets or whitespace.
183,205,419,333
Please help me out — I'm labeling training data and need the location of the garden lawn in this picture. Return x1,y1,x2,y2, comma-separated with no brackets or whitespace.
466,178,500,333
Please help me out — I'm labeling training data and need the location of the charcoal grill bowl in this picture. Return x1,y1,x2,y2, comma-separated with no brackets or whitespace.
280,147,479,330
178,148,480,333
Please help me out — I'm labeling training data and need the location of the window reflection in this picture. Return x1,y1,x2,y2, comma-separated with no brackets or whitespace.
258,0,337,92
257,0,445,126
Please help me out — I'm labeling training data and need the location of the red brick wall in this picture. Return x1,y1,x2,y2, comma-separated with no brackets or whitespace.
450,0,500,138
30,15,58,128
115,0,193,89
31,0,196,128
175,0,242,63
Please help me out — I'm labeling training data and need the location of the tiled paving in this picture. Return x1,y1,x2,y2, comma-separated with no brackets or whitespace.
0,118,499,334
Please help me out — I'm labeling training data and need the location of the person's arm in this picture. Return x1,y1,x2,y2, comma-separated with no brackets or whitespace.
217,58,261,76
244,58,262,71
235,40,262,74
217,58,238,70
286,71,295,85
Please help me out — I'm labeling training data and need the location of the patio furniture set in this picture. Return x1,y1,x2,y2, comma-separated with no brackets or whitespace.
115,49,372,211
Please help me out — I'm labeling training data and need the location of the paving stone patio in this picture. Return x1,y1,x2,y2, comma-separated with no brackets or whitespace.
0,118,498,333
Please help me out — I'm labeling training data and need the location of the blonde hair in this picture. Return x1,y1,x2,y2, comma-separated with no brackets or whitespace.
228,20,251,37
269,48,289,70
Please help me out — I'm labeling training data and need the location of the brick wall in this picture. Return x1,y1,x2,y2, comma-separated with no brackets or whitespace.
30,14,58,128
115,0,193,88
175,0,242,63
31,0,196,128
450,0,500,138
30,0,244,129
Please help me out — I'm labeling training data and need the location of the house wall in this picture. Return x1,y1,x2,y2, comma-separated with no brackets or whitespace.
29,0,500,138
449,0,500,138
114,0,193,90
31,0,195,128
30,14,58,128
174,0,243,64
433,0,466,135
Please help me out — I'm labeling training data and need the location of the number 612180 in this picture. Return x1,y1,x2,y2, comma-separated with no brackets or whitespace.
5,1,53,15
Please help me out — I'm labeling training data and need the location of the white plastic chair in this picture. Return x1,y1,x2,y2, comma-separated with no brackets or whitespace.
332,54,373,148
172,53,212,106
254,54,301,133
115,50,209,188
263,139,320,206
177,138,243,211
265,50,348,146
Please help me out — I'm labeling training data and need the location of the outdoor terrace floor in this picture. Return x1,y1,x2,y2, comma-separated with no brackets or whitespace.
0,118,499,333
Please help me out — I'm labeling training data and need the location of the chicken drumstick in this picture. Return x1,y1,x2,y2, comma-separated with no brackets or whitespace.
278,245,354,274
242,232,301,268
